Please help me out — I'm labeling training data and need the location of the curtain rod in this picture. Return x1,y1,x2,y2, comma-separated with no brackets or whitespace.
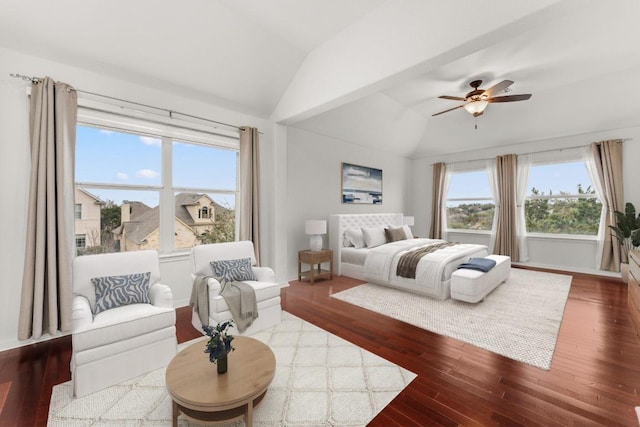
436,139,632,166
10,73,253,133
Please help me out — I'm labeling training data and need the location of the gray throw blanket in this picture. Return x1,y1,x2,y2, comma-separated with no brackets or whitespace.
396,242,459,279
189,274,258,332
189,274,212,327
221,281,258,333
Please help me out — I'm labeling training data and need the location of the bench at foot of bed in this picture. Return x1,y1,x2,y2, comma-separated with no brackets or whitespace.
450,255,511,303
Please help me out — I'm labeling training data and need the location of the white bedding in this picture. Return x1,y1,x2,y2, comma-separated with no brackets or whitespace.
363,238,489,299
340,247,370,266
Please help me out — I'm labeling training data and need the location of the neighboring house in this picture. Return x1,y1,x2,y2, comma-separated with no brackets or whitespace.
113,193,228,251
74,188,104,251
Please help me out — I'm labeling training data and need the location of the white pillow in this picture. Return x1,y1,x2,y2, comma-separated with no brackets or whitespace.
402,224,414,239
344,228,366,249
361,226,387,248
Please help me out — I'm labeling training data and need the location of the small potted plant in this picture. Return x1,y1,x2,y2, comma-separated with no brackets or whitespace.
203,320,235,374
609,202,640,282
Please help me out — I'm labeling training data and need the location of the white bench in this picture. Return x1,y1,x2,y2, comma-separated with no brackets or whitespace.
450,255,511,303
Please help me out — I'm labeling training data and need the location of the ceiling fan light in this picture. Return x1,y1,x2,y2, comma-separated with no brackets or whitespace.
464,100,488,115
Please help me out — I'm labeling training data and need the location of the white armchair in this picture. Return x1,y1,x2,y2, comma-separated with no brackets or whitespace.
71,250,177,397
190,241,282,335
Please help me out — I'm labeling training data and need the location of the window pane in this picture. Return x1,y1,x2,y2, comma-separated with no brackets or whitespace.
527,162,592,196
76,125,161,186
174,192,236,250
525,161,601,235
173,141,237,190
448,170,492,199
74,187,159,255
446,170,495,231
447,201,495,231
525,197,602,235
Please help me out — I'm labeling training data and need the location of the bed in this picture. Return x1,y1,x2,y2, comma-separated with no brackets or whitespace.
329,213,489,299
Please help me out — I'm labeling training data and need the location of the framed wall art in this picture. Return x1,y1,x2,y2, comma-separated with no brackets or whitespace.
341,162,382,204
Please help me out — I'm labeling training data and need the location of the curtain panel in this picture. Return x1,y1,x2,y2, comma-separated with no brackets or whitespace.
589,139,624,271
493,154,519,260
18,77,77,340
429,162,446,239
238,126,261,264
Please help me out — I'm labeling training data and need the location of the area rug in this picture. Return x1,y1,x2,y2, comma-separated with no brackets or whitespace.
47,312,416,426
331,268,571,370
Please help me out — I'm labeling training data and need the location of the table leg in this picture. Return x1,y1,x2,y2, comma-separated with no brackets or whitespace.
246,400,254,427
172,400,178,427
298,260,301,281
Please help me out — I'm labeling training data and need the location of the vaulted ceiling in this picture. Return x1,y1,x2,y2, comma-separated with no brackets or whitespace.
2,0,639,158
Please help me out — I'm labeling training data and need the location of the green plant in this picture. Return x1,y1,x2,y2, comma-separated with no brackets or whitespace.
203,320,235,363
609,202,640,263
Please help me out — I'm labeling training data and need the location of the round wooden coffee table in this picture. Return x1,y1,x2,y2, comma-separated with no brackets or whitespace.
165,336,276,427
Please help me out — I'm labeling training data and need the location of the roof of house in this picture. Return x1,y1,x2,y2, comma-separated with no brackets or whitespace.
113,193,230,244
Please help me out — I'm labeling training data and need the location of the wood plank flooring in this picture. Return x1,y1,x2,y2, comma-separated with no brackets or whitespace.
0,268,638,426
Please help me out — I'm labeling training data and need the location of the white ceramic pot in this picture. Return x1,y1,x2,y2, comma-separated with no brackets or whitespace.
621,262,630,284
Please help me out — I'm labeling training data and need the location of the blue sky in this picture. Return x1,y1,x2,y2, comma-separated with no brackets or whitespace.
76,125,237,207
448,161,593,200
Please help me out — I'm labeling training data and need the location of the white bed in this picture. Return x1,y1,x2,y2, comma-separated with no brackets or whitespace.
329,213,489,299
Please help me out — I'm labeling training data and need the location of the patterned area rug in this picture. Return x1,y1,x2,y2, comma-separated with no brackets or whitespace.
331,268,571,370
48,312,416,426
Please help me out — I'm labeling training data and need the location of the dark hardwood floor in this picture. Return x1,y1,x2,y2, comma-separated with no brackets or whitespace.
1,268,639,426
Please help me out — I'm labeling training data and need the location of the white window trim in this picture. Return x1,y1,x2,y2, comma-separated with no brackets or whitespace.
76,106,241,254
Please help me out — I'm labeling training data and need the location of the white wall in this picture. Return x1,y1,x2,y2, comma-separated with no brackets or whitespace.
285,126,413,279
413,126,640,276
0,46,280,351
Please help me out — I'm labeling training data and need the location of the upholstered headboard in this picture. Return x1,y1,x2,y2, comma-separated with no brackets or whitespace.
329,213,403,276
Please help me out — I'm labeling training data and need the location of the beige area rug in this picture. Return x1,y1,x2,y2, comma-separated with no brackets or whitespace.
48,312,416,426
331,268,572,370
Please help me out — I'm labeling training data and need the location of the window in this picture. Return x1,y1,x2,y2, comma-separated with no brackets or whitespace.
74,111,239,255
445,169,495,231
75,234,86,248
74,204,82,219
524,161,601,235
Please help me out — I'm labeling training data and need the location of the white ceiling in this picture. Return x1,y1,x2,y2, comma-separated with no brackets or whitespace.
1,0,639,159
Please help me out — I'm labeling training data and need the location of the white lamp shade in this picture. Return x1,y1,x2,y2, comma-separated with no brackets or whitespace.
403,216,414,226
305,220,327,235
464,100,488,115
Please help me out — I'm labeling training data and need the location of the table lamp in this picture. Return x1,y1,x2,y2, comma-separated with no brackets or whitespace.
305,220,327,252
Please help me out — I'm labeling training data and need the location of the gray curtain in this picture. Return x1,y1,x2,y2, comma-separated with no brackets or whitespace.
591,140,624,271
493,154,519,259
18,77,77,340
429,162,446,239
238,127,261,264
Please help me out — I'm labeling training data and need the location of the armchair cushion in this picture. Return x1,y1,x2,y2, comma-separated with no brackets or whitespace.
92,272,151,315
210,258,256,286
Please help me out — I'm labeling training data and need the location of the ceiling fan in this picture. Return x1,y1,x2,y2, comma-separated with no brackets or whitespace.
432,79,531,126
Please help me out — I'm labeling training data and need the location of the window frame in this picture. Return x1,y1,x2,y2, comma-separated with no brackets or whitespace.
444,165,496,233
524,158,602,239
75,106,241,255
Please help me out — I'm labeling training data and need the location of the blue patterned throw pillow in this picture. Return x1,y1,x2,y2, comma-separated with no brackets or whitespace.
91,272,152,315
210,258,256,286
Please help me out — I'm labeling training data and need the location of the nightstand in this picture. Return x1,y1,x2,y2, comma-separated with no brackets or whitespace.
298,249,333,285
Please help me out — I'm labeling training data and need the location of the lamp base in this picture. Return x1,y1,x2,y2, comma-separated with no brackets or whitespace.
309,235,323,252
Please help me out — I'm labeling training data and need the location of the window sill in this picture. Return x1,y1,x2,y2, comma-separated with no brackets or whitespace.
525,233,598,242
446,229,492,235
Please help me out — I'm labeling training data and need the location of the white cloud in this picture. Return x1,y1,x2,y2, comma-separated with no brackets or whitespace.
99,129,114,135
116,172,129,180
139,136,161,146
136,169,160,179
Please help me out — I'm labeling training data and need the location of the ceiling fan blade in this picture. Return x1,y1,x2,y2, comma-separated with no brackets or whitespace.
438,95,466,101
487,94,532,103
432,104,465,116
484,80,514,97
